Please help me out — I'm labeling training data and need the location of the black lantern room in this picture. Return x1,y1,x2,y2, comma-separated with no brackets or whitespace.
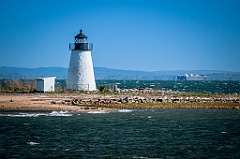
69,29,93,51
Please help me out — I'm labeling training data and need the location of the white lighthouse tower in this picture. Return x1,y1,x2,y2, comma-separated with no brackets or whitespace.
66,30,96,91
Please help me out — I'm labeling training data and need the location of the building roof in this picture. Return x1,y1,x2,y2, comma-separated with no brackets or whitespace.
74,29,88,39
36,77,56,80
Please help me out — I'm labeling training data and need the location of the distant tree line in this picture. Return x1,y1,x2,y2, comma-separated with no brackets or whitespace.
0,79,36,93
0,79,68,93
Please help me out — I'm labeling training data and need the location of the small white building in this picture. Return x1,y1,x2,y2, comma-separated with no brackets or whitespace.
36,77,56,92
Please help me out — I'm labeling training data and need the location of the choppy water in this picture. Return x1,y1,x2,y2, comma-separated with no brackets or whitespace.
96,80,240,94
1,109,240,158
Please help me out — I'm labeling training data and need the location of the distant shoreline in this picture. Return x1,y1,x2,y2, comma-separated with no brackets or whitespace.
0,93,239,111
1,66,240,80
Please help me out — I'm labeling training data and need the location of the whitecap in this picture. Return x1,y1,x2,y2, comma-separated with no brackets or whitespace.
0,111,72,117
27,142,40,145
64,149,70,151
220,131,227,134
0,114,12,117
0,113,42,117
48,111,72,116
87,110,109,114
118,109,133,113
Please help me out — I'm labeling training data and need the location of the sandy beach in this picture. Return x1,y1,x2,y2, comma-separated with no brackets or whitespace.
1,93,240,111
0,94,109,112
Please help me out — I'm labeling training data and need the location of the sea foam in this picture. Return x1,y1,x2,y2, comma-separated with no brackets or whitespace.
0,111,72,117
87,110,110,114
118,109,133,113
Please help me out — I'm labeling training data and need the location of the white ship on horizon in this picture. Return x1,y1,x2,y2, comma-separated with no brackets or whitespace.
177,74,207,81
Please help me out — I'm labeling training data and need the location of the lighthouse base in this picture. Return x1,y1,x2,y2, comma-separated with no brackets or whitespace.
66,50,96,91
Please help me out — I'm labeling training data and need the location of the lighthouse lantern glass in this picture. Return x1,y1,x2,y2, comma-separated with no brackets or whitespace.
75,37,87,43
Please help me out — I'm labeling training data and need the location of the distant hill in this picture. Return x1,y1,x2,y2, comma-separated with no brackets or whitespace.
0,67,68,79
0,66,240,80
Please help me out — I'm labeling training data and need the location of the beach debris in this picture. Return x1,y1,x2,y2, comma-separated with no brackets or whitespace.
50,101,57,104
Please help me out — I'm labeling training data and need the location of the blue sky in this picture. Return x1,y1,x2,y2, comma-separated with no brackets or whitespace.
0,0,240,71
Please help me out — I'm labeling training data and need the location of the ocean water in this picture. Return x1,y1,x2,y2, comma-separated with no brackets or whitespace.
95,80,240,94
0,109,240,159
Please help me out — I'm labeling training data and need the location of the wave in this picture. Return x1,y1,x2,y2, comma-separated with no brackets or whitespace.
118,109,133,113
87,109,134,114
87,110,110,114
49,111,72,116
0,111,72,117
27,142,40,145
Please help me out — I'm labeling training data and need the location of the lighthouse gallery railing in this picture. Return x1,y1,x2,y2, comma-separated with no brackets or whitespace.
69,43,93,51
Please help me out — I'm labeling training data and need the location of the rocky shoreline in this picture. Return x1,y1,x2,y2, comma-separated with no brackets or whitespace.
0,93,240,111
70,95,240,110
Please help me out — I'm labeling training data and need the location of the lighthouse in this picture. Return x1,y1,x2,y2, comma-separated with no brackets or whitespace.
66,30,96,91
